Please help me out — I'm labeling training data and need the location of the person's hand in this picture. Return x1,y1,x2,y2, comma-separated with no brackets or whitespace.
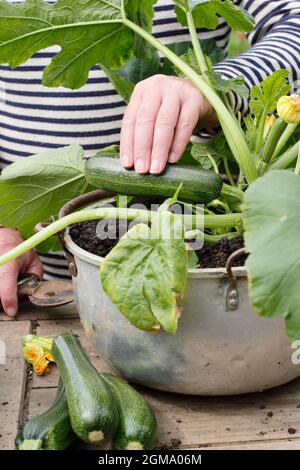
0,228,43,317
120,75,218,175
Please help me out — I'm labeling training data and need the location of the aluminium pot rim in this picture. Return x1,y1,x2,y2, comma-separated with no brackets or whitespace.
64,230,248,280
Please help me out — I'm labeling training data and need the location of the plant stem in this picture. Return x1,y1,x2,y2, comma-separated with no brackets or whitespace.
184,230,239,243
295,143,300,175
260,118,287,167
220,184,244,212
0,208,243,267
207,153,219,174
123,18,258,184
272,123,299,161
269,141,299,170
255,109,267,155
185,9,209,79
222,157,236,187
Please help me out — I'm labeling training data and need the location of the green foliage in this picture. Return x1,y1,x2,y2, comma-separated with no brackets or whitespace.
175,0,254,32
206,70,249,99
250,70,291,122
0,145,91,251
244,171,300,341
100,213,188,334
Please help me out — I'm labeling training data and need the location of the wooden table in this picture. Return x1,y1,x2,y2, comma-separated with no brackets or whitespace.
1,302,300,451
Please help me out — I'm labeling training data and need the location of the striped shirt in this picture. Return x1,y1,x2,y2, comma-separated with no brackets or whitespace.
0,0,300,279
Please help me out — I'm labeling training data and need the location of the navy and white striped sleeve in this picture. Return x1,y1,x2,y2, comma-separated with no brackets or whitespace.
214,0,300,113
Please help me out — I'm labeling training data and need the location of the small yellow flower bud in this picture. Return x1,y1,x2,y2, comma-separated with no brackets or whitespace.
264,115,276,138
277,95,300,124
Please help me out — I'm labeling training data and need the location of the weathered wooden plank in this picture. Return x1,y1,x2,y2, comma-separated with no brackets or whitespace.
27,318,300,450
32,320,112,389
0,301,78,322
137,379,300,449
0,321,31,450
190,439,300,450
27,379,300,450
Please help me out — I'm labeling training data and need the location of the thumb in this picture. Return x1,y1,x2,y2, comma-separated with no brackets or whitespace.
25,254,44,280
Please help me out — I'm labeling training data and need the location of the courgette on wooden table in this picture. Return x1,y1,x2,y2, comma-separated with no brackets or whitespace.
51,333,119,444
84,156,223,204
16,379,76,450
101,373,158,450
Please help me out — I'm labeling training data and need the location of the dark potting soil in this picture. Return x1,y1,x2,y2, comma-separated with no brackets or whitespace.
70,219,246,269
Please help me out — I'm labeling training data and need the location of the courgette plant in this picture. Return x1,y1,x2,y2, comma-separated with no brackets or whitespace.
0,1,299,338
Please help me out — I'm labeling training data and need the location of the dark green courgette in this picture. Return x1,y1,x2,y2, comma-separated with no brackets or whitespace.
15,379,76,450
51,333,119,444
101,373,158,450
84,155,223,204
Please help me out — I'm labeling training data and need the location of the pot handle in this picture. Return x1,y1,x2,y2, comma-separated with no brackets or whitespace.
225,248,246,310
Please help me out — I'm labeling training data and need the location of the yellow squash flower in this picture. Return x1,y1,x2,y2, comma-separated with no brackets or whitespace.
22,342,44,365
21,335,55,376
277,95,300,124
34,354,52,376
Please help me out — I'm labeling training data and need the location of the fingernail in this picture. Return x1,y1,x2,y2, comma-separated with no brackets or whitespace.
135,159,145,173
6,307,17,317
121,154,130,168
168,152,177,163
150,160,160,174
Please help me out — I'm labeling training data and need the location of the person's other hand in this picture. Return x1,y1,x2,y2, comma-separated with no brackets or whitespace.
120,75,218,175
0,228,43,317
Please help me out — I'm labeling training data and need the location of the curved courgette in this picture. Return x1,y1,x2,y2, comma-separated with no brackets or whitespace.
15,379,76,450
101,373,158,450
84,156,223,204
51,333,119,444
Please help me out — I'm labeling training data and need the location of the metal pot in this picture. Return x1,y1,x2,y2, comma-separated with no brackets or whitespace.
58,191,300,396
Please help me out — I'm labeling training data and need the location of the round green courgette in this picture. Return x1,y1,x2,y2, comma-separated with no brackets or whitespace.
84,156,223,204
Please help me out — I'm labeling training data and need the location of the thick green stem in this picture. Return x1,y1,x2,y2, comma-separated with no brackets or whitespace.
272,123,299,161
269,141,299,170
0,208,243,267
123,19,258,184
220,184,244,212
255,109,268,155
186,10,209,79
295,143,300,175
260,118,287,167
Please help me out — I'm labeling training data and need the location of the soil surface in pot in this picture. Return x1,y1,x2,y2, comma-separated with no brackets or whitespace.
70,221,246,269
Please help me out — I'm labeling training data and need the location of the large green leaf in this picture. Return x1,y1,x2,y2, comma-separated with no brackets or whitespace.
0,0,132,88
0,145,91,251
250,70,291,122
175,0,254,32
244,170,300,341
100,213,188,333
0,0,157,89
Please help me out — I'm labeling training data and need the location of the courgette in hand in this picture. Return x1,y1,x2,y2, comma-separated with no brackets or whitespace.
16,379,76,450
101,373,158,450
84,155,223,204
51,333,119,444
